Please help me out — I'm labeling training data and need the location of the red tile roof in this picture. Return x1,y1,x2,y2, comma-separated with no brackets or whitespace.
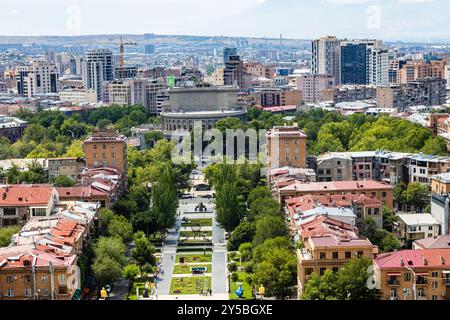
309,235,373,248
298,215,358,240
0,246,77,269
0,184,54,207
280,180,392,192
374,248,450,269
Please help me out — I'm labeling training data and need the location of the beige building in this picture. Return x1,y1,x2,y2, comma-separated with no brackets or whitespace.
59,89,97,104
316,153,353,182
394,214,441,247
47,158,85,181
83,129,127,174
266,126,307,169
297,74,335,104
297,235,375,297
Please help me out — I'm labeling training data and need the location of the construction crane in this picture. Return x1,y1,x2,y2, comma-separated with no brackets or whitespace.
119,36,137,80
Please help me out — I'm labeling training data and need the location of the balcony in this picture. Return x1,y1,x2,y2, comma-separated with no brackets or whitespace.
444,278,450,286
387,279,400,286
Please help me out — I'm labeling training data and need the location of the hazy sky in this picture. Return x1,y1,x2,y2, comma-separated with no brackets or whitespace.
1,0,449,42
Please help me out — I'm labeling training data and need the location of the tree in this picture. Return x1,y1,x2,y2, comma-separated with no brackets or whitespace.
22,124,46,143
0,225,21,247
335,257,379,300
64,140,84,157
227,222,256,251
92,256,124,287
238,242,253,262
378,230,401,252
248,197,280,221
420,137,447,156
302,270,338,300
152,166,178,232
131,210,159,235
253,215,287,247
252,237,297,298
93,237,127,267
108,215,133,242
247,186,272,206
403,182,429,212
393,182,407,210
123,264,141,282
215,165,243,234
131,235,156,267
113,198,139,220
53,175,75,187
382,207,399,232
360,218,401,253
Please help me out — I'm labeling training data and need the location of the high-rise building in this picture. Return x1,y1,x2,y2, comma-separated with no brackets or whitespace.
311,36,341,84
144,44,155,55
223,47,237,64
82,49,114,101
16,61,59,98
340,41,368,85
223,55,246,90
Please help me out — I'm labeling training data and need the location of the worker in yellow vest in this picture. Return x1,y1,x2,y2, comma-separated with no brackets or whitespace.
100,287,108,300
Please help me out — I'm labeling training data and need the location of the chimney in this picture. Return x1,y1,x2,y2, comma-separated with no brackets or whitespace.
400,258,405,266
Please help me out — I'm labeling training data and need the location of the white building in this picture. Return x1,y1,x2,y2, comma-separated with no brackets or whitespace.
311,36,341,84
18,61,59,98
59,89,97,104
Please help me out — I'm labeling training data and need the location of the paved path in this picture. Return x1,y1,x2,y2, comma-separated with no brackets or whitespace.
156,217,182,295
211,212,228,296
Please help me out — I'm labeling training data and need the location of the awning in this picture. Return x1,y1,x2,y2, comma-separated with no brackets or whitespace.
416,273,428,276
442,270,450,274
387,272,401,276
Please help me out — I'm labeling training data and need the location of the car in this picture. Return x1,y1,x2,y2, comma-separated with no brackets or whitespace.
181,194,193,199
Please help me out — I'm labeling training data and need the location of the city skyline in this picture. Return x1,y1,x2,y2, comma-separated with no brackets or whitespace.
1,0,450,42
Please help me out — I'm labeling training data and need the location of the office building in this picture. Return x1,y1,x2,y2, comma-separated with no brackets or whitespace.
81,49,114,101
17,61,59,98
223,47,237,64
311,36,341,84
297,74,335,104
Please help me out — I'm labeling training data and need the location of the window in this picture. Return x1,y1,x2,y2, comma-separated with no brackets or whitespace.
382,192,387,198
41,275,48,283
429,226,433,231
24,275,31,283
3,208,16,216
305,268,313,276
32,208,47,217
319,268,326,276
332,252,338,259
431,272,439,278
102,144,106,150
6,289,14,297
6,276,14,283
332,267,339,273
432,281,438,289
357,251,364,258
93,144,97,150
319,252,326,260
345,252,351,259
42,288,49,296
432,295,438,301
390,289,397,298
57,274,66,283
404,273,411,281
24,288,32,297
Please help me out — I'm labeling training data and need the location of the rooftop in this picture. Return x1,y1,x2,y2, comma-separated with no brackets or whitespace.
0,184,54,207
414,235,450,250
279,180,392,193
374,248,450,269
397,213,440,226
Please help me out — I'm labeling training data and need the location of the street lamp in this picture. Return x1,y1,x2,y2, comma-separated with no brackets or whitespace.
405,266,417,301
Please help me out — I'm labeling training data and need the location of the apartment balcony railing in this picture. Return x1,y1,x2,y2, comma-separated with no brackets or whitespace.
387,279,400,286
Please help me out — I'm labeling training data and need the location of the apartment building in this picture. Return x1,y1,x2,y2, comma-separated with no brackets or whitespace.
373,249,450,300
311,36,341,84
430,172,450,235
59,89,98,104
17,61,59,98
316,153,353,182
0,115,28,143
394,214,441,247
0,185,59,227
318,85,376,103
296,74,335,104
83,129,127,174
409,154,450,184
277,180,394,209
266,126,308,169
47,157,85,181
0,245,79,300
297,235,376,297
251,87,302,107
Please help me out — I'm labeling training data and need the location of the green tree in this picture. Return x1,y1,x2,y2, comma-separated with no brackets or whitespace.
0,225,21,247
335,257,379,300
247,186,272,206
420,137,447,156
252,237,297,298
53,175,75,187
248,197,280,221
108,215,133,242
93,237,127,267
152,166,178,232
227,222,256,251
238,242,253,262
131,234,156,267
131,210,159,236
92,256,124,287
302,270,338,300
253,215,287,247
123,264,141,282
64,140,85,157
378,230,401,252
403,182,429,211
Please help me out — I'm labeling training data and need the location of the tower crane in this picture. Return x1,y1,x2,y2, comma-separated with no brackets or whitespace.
119,36,137,80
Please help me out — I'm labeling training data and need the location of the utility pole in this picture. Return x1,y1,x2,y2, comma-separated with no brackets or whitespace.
50,261,56,300
405,266,417,300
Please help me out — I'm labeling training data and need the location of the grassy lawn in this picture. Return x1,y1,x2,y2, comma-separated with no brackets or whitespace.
229,271,253,300
228,252,241,263
179,231,212,238
173,264,212,274
182,218,213,227
176,253,212,263
170,276,211,295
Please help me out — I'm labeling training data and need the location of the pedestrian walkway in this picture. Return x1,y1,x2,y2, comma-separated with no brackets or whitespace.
156,219,181,295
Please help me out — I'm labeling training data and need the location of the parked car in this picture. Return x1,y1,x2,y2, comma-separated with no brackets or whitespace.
181,194,193,199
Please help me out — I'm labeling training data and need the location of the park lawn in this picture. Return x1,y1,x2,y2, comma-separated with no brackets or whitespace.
176,253,212,263
229,271,253,300
179,231,212,238
170,276,211,295
173,263,212,274
127,281,148,300
182,218,213,227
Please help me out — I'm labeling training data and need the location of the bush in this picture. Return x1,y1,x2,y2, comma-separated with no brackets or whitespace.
244,263,254,274
231,272,239,282
246,276,253,285
229,262,237,272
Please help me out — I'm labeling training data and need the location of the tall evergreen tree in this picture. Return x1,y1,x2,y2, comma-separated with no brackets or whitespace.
152,166,178,233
